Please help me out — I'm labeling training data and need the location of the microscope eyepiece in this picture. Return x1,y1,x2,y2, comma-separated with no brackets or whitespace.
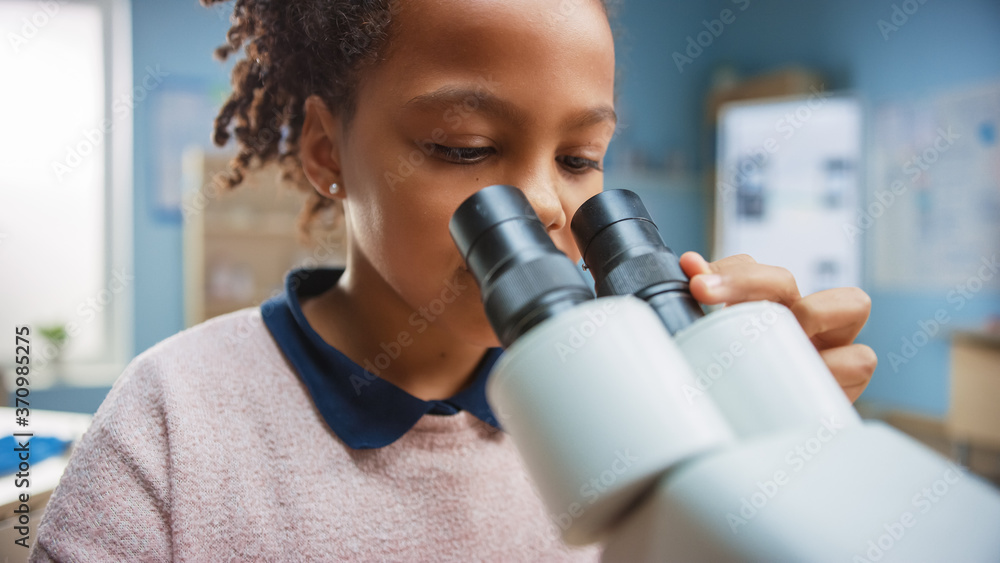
571,189,705,335
450,184,594,347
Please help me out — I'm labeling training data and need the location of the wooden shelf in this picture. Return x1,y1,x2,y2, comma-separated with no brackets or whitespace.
182,149,345,327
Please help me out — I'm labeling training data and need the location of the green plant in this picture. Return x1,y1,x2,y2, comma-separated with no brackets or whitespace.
38,324,68,351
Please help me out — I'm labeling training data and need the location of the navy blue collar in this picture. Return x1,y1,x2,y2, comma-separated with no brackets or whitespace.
260,267,505,449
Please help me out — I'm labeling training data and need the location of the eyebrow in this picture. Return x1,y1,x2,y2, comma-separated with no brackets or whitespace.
402,86,617,131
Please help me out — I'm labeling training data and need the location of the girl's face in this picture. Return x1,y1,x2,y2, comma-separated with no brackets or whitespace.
328,0,616,347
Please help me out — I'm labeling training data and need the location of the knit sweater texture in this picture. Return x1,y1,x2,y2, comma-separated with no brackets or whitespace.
30,307,604,561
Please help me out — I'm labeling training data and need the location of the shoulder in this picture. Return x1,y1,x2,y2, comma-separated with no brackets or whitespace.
124,306,287,385
75,305,317,489
98,306,301,427
135,306,275,372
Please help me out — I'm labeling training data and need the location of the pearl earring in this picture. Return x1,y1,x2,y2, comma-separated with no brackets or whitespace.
328,182,339,195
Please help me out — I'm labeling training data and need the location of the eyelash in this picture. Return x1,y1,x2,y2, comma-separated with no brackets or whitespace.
433,145,493,164
431,144,603,174
559,155,604,174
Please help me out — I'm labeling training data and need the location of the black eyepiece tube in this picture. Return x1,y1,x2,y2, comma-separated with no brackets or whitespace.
570,189,705,335
450,185,594,347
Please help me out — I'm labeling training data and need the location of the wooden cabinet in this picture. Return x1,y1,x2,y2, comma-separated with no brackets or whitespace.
181,150,345,327
947,331,1000,451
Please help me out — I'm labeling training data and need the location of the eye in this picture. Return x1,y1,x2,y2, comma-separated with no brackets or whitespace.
558,155,603,174
432,144,495,165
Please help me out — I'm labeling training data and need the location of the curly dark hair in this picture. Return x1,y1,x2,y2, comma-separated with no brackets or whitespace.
201,0,614,243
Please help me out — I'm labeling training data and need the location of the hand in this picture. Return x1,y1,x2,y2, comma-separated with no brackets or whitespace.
678,252,877,403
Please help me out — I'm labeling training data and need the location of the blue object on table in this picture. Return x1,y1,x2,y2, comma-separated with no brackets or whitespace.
0,435,72,475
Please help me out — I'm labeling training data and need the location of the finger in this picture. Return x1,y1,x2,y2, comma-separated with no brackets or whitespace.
840,381,870,403
679,251,713,278
688,261,802,308
790,287,872,350
679,251,757,279
705,253,759,270
819,344,877,398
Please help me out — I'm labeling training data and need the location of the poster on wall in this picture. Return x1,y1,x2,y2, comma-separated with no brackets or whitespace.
868,82,1000,290
715,94,863,298
148,79,230,223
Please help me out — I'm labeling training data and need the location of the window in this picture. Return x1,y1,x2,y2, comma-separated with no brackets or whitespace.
0,0,133,387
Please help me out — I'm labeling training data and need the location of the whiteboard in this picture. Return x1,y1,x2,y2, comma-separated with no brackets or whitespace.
715,94,863,298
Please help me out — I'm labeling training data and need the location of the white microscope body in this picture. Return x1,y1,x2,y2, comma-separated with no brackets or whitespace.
451,185,1000,563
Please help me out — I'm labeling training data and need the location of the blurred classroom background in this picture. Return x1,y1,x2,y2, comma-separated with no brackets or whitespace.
1,0,998,546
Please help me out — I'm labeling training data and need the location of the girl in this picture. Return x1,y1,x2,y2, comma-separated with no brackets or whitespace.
31,0,876,560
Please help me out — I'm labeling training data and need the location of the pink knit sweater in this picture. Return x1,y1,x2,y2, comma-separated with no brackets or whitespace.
30,307,604,561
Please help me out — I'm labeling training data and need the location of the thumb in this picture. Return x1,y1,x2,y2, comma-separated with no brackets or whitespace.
679,251,724,306
679,251,713,278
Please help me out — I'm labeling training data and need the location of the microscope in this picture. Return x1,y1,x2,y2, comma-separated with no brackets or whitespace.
449,184,1000,562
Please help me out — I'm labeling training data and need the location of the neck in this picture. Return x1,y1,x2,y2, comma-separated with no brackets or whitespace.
300,248,490,402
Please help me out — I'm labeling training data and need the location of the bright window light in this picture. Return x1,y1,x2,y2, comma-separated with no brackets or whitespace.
1,1,128,383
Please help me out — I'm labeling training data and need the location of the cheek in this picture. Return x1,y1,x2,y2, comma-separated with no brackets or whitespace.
340,148,500,344
381,225,499,347
332,101,502,347
340,117,453,279
356,188,457,296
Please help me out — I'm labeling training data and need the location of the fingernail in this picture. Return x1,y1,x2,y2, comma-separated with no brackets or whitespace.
700,274,722,290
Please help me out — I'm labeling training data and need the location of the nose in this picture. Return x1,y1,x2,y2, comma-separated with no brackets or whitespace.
517,169,567,233
518,177,582,264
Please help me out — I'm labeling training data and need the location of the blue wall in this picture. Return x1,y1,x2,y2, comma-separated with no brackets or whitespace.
612,0,1000,168
132,1,232,356
611,0,1000,416
129,0,999,417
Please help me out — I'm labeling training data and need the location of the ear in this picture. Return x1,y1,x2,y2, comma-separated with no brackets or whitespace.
300,95,345,200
